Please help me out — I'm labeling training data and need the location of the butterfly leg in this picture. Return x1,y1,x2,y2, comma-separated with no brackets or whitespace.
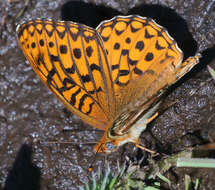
135,142,158,155
146,112,159,124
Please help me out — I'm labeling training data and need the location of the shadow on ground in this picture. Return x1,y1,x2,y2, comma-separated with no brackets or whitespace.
4,144,41,190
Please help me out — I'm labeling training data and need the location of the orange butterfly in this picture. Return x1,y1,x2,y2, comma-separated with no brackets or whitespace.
16,15,200,153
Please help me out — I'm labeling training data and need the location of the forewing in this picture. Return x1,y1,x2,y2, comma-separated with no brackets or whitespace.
17,19,115,130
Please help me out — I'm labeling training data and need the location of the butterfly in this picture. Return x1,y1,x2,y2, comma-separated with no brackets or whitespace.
16,15,200,153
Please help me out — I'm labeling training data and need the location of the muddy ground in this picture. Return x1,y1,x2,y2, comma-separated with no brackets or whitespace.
0,0,215,190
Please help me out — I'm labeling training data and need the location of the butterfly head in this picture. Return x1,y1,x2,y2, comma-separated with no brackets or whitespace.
94,117,133,154
94,136,117,154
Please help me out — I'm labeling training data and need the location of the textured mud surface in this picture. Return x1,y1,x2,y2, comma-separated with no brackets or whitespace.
0,0,215,190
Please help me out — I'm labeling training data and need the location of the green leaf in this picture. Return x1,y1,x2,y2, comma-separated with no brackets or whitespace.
177,158,215,168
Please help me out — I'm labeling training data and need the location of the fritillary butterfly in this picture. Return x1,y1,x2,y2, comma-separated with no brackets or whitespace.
17,15,200,153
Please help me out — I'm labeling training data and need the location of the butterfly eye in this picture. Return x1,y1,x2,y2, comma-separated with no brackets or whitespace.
105,142,115,152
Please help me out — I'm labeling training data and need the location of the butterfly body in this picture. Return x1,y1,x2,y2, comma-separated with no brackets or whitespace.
17,15,200,153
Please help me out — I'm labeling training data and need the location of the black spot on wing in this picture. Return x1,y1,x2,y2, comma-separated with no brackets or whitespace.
31,42,36,48
133,67,143,75
50,54,60,62
122,49,128,56
68,29,79,41
115,29,124,35
60,78,76,91
47,68,56,84
135,41,144,51
44,22,54,37
145,28,154,39
39,39,44,46
96,86,102,93
125,37,131,43
78,94,88,112
86,46,93,57
128,57,138,66
49,41,54,47
70,88,81,106
101,36,109,42
115,79,129,86
63,77,75,86
114,42,120,50
145,52,154,61
56,28,66,39
65,65,75,74
155,41,165,50
73,48,81,59
112,64,119,70
81,74,91,83
60,45,68,54
90,64,101,71
119,70,129,76
88,86,102,94
130,25,140,33
86,102,94,115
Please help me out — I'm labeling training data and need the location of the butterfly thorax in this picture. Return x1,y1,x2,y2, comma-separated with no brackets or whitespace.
94,99,161,153
110,111,137,136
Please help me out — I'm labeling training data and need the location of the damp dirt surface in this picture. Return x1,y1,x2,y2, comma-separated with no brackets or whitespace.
0,0,215,190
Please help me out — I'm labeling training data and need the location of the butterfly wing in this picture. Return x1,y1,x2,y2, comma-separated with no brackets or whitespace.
17,19,116,130
17,16,199,153
95,15,199,152
96,15,184,114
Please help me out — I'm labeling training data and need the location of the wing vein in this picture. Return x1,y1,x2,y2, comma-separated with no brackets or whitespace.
34,21,59,89
80,26,99,102
95,33,113,114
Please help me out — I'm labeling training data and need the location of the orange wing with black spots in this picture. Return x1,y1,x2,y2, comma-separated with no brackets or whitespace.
97,15,183,114
17,16,200,153
17,19,115,130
